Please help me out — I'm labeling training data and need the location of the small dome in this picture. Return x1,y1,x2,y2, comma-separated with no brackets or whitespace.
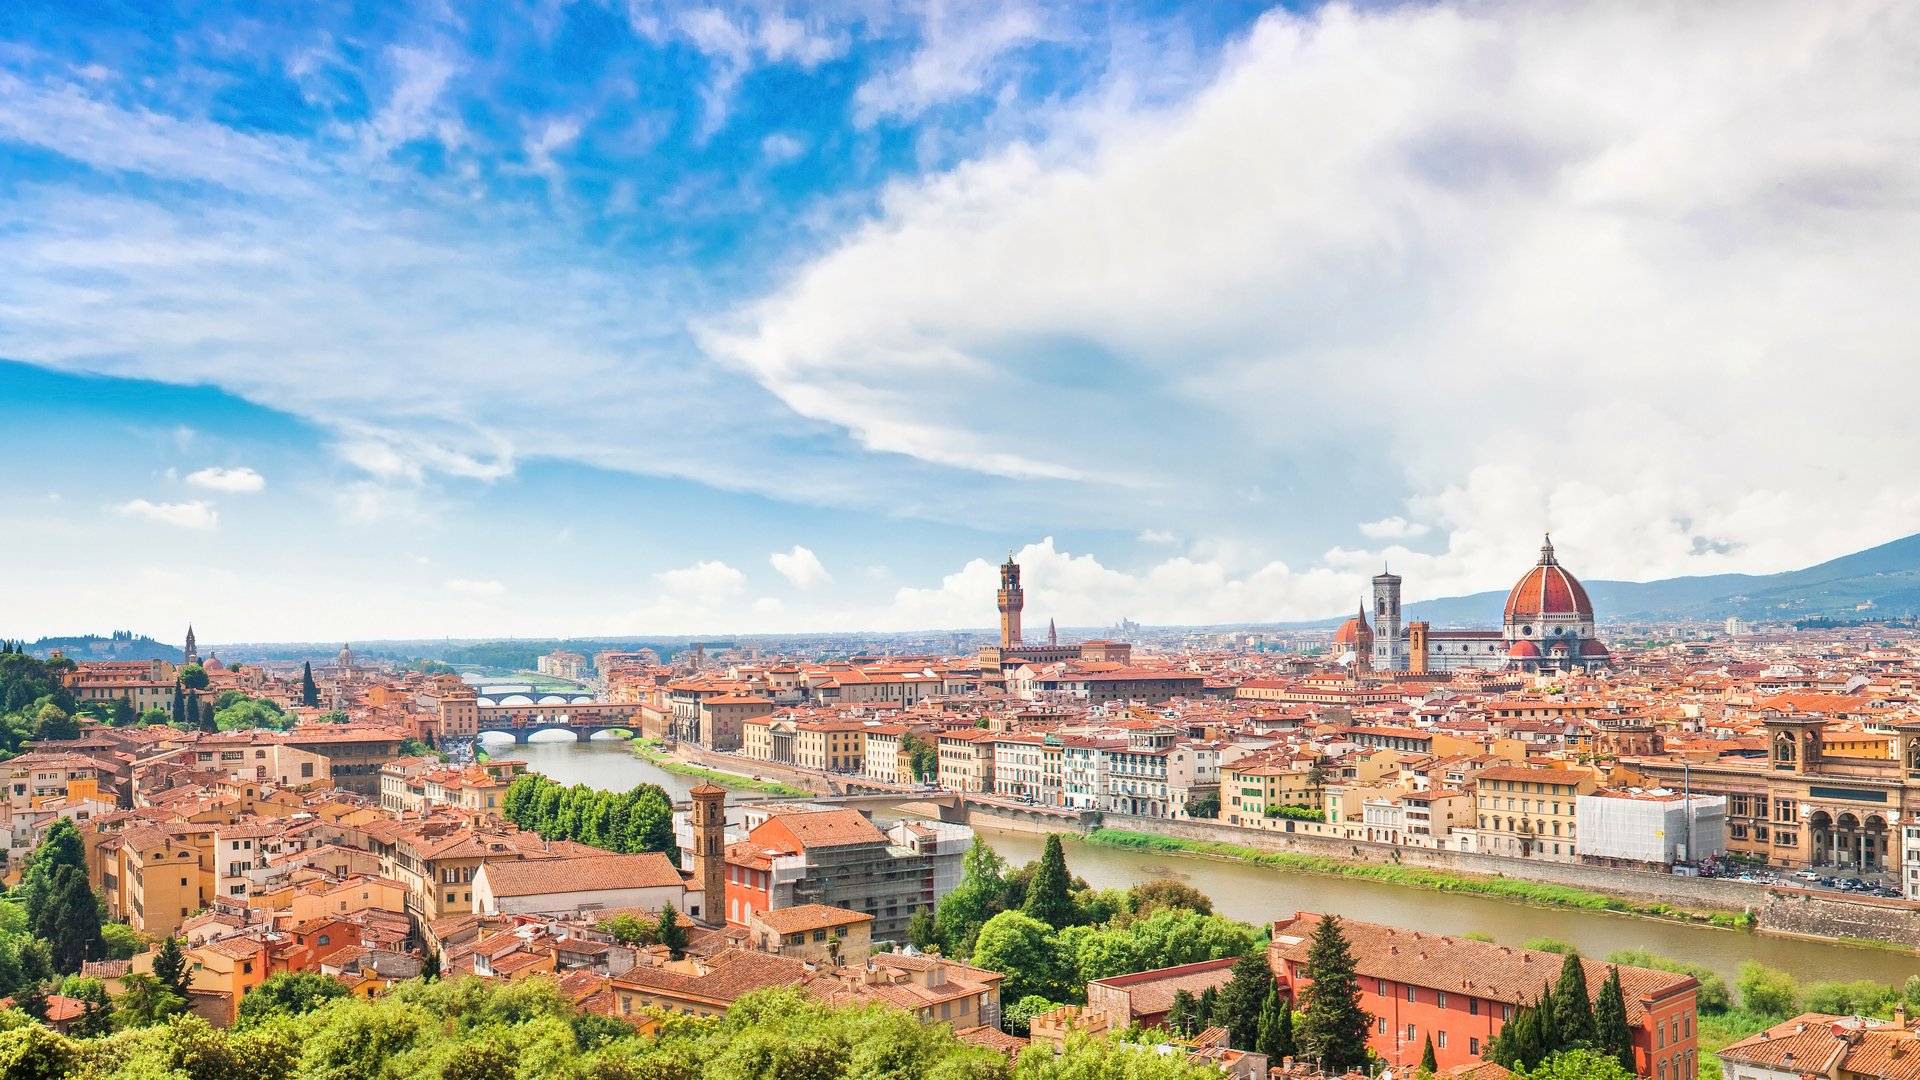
1581,639,1611,658
1508,640,1542,659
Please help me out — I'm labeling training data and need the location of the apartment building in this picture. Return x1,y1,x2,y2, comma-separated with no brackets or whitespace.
1270,912,1698,1079
1473,765,1599,861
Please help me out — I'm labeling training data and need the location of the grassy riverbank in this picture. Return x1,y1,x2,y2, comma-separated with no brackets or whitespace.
630,739,812,797
1079,828,1754,928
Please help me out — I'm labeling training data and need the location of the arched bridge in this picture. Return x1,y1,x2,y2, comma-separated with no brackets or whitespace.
476,702,639,742
472,683,597,706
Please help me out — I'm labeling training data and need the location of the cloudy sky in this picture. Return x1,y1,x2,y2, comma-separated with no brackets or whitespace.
3,0,1917,643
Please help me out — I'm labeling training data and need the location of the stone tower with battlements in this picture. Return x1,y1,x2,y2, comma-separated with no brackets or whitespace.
997,555,1025,648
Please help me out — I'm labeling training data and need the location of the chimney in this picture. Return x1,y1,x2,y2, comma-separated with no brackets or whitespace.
1898,1004,1911,1028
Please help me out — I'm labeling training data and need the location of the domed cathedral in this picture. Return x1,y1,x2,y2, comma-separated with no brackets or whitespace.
1343,535,1611,676
1501,535,1609,673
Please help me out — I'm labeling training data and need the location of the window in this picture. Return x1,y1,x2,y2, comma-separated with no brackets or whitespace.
1469,999,1480,1016
1378,1018,1388,1035
1438,1032,1449,1050
1407,985,1417,1003
1502,1005,1513,1021
318,934,330,946
1406,1024,1417,1042
1470,1038,1481,1056
1437,992,1447,1009
1377,979,1389,996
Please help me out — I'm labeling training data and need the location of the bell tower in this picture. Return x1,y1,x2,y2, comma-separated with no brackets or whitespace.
997,554,1025,648
689,782,728,926
1372,569,1404,672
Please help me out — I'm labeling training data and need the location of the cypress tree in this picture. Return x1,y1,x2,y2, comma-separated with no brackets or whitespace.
1021,834,1075,928
153,936,190,998
1297,915,1373,1073
47,866,101,972
1553,953,1596,1047
1171,989,1198,1036
1198,985,1219,1033
1421,1034,1438,1074
301,661,319,707
657,904,687,959
1216,952,1274,1051
422,950,442,981
1594,966,1635,1075
1258,983,1296,1060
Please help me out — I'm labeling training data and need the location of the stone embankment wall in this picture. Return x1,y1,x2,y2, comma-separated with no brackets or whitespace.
1758,888,1920,946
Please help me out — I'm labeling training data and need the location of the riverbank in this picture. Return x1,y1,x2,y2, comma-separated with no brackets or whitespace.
1079,828,1755,929
629,739,811,797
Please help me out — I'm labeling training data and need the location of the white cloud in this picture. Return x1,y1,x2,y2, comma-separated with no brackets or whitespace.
184,466,266,494
853,3,1050,125
760,131,806,165
444,578,505,595
881,537,1355,629
706,0,1920,596
655,559,748,603
114,498,217,530
1359,516,1429,541
1138,529,1178,545
769,545,832,589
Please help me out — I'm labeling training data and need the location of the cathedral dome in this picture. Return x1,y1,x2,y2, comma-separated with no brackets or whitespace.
1334,607,1373,647
1503,536,1593,623
1508,640,1542,659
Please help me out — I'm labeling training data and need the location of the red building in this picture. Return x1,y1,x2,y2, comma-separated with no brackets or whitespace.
1268,913,1698,1080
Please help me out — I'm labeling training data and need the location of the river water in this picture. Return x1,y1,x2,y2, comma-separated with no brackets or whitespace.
497,734,1920,988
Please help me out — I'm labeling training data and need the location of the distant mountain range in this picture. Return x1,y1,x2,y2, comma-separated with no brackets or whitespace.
1388,532,1920,628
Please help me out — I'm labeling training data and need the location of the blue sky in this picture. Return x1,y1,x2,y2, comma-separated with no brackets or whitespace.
5,1,1920,642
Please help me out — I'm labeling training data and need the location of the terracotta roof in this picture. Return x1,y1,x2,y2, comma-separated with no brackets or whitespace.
481,852,685,897
1089,957,1239,1018
1269,913,1694,1023
751,904,873,935
763,809,887,849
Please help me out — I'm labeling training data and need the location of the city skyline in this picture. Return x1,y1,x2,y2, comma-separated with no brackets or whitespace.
8,1,1920,640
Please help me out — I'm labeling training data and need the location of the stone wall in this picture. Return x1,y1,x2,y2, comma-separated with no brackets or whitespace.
1759,887,1920,948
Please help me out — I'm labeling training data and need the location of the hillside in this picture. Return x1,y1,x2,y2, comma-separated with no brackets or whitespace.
1398,532,1920,627
25,632,181,663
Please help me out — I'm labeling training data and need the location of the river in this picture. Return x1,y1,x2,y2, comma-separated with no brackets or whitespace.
498,735,1920,988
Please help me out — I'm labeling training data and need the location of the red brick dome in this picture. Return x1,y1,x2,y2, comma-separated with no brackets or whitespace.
1508,640,1542,659
1504,536,1593,622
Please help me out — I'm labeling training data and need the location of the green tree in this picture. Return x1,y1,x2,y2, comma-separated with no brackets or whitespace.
1212,952,1274,1052
114,972,188,1027
1130,879,1213,917
152,935,191,999
908,906,940,951
1004,994,1065,1037
971,911,1071,1005
1524,937,1580,956
422,949,441,981
1593,967,1634,1076
1422,1034,1438,1074
0,1022,76,1079
1021,835,1075,929
937,838,1010,956
1296,915,1372,1073
238,970,350,1027
29,703,77,741
40,866,101,972
1197,986,1219,1033
657,904,687,959
1521,1048,1638,1080
1170,989,1198,1037
1606,949,1728,1013
302,661,320,707
1257,983,1294,1060
1184,792,1221,819
1737,961,1800,1018
1552,953,1595,1048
